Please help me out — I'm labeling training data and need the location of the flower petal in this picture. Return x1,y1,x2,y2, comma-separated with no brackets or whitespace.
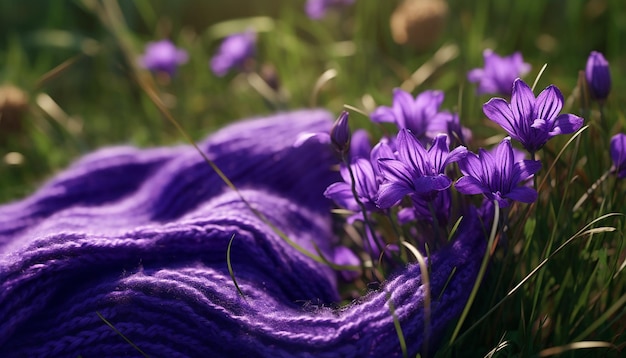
511,159,541,184
455,176,487,195
534,85,564,122
414,90,444,119
494,139,514,191
396,129,429,176
378,158,414,189
428,134,450,173
506,186,538,203
610,133,626,170
458,152,483,180
324,182,358,210
350,129,372,160
413,175,452,195
392,88,417,129
467,68,484,83
483,98,517,137
377,182,413,208
397,207,417,224
549,114,583,136
352,158,378,200
370,106,396,123
511,79,535,126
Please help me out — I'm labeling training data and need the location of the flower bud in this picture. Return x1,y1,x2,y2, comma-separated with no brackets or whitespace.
585,51,611,101
330,111,351,153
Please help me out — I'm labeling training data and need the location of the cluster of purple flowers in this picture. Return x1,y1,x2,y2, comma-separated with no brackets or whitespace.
138,1,359,78
323,92,544,231
139,31,257,78
317,49,624,258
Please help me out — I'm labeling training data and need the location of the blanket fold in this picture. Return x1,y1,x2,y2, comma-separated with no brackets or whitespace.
0,110,485,357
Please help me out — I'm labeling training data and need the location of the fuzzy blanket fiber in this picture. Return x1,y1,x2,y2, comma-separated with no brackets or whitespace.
0,110,486,357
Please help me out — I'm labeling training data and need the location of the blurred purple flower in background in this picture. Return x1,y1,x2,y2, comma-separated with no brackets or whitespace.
377,130,466,208
610,133,626,179
305,0,355,19
455,138,541,207
210,30,256,77
483,78,584,155
585,51,611,101
371,88,447,142
468,49,531,96
349,129,372,160
427,111,472,146
139,39,188,76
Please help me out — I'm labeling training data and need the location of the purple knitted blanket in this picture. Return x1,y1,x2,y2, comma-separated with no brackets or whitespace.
0,110,486,357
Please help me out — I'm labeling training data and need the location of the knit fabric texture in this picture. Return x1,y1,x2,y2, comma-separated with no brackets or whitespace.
0,109,487,357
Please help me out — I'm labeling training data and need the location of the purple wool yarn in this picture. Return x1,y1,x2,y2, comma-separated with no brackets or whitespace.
0,110,487,357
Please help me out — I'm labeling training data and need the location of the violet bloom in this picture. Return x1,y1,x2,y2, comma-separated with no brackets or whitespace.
585,51,611,101
467,49,531,96
610,133,626,179
377,130,467,208
324,158,379,212
305,0,355,19
455,138,541,207
483,78,584,155
139,39,188,76
371,88,446,142
210,31,256,77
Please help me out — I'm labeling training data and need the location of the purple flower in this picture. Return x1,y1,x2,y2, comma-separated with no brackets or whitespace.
483,78,584,154
305,0,355,19
210,31,256,77
376,130,467,208
585,51,611,101
330,111,351,153
371,88,446,142
610,133,626,178
467,49,531,96
324,158,380,212
139,39,188,76
455,138,541,207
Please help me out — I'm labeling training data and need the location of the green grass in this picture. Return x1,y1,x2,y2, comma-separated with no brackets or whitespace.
1,0,624,356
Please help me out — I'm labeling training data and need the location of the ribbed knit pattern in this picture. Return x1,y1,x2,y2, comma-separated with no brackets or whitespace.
0,109,486,357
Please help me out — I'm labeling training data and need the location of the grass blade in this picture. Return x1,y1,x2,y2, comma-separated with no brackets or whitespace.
449,200,500,344
227,234,246,299
96,311,149,357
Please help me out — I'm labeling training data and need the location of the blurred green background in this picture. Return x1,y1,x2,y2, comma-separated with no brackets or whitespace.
0,0,623,199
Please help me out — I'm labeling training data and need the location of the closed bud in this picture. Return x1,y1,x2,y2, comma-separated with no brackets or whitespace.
585,51,611,101
330,111,351,153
